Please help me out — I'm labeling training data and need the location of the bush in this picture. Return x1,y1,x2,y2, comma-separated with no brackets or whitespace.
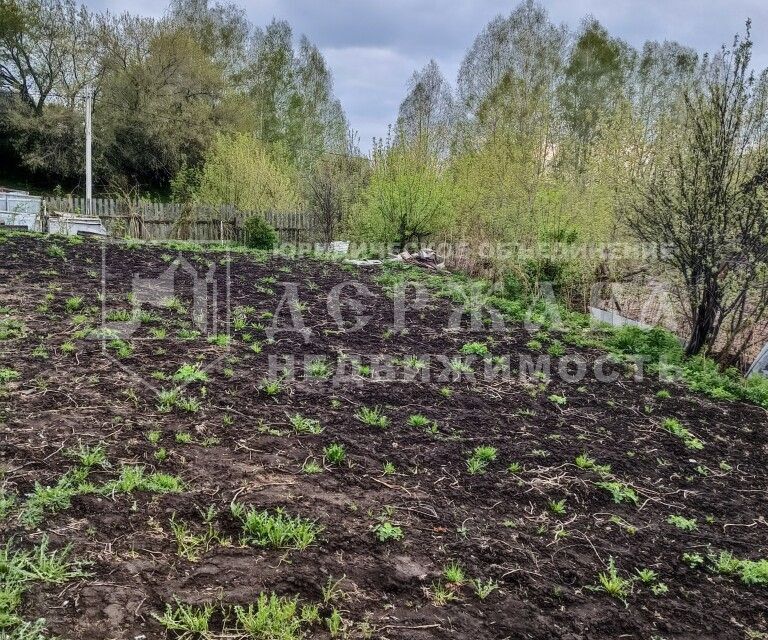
743,375,768,408
488,295,526,323
352,139,451,248
683,356,768,408
190,133,301,213
243,215,277,250
607,325,684,366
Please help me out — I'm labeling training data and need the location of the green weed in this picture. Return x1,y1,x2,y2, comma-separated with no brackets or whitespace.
595,481,638,505
324,443,346,465
635,568,658,584
709,551,768,586
207,333,231,347
443,561,466,585
575,453,611,475
307,360,331,379
548,499,567,515
661,418,704,450
231,505,322,551
355,406,390,428
406,414,430,428
155,600,214,637
460,342,488,356
172,363,209,384
301,459,323,474
290,414,322,435
100,466,183,495
64,296,83,313
682,552,705,568
471,577,500,600
594,557,632,603
0,368,20,384
667,514,698,532
260,378,283,396
373,521,403,542
466,445,498,475
428,580,457,606
234,593,308,640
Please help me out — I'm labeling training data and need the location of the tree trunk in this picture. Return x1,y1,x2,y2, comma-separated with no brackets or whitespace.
397,216,408,253
685,288,719,356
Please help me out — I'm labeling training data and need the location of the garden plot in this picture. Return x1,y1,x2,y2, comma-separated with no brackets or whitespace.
0,231,766,640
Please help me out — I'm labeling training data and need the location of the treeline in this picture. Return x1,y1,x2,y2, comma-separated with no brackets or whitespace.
357,3,707,250
0,0,350,192
350,3,768,362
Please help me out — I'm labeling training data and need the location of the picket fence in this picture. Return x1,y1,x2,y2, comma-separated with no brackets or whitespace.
44,196,316,243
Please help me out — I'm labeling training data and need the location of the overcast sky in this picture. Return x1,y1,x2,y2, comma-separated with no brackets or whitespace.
88,0,768,153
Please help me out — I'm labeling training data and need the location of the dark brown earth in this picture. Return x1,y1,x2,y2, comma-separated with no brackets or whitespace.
0,231,767,640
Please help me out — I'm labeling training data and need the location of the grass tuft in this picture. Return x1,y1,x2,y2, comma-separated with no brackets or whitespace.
231,505,322,551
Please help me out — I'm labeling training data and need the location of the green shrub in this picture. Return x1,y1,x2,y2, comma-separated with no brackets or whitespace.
607,325,683,365
502,271,530,300
243,215,277,250
487,295,526,322
682,356,739,399
683,356,768,408
743,375,768,408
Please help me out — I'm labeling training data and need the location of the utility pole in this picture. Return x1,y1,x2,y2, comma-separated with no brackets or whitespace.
84,87,93,216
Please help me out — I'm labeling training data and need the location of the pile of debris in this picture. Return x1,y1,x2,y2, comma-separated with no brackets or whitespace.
345,248,446,270
393,248,445,270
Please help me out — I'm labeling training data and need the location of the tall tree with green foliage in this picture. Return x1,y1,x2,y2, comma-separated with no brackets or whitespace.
397,59,454,157
191,132,301,215
0,0,101,114
0,0,104,181
457,0,566,148
98,24,229,188
167,0,249,72
0,0,350,194
245,20,348,170
559,18,633,170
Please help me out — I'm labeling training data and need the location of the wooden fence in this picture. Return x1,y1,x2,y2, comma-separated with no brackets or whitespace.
44,196,317,243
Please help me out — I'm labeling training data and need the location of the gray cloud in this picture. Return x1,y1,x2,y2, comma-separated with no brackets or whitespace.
85,0,768,152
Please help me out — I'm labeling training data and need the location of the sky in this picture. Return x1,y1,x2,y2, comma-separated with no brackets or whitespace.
89,0,768,153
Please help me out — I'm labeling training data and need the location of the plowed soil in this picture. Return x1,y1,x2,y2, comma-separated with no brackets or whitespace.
1,231,766,640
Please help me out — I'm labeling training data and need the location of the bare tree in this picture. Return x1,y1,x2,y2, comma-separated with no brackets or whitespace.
628,24,768,361
308,159,343,245
308,138,367,245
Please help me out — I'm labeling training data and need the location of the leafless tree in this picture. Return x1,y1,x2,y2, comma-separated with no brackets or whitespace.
628,24,768,361
308,159,342,245
308,137,368,245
